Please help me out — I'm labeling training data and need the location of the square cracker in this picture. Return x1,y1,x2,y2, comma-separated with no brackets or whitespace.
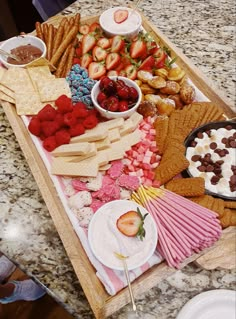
36,78,71,102
0,91,15,103
0,67,35,92
0,84,15,99
0,66,6,81
15,91,44,115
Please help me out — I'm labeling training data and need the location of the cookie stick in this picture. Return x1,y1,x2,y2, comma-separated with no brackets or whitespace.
47,24,54,60
50,25,79,67
35,22,44,41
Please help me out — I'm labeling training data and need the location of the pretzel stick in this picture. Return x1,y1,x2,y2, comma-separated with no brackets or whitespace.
74,13,81,25
52,25,64,56
42,23,49,45
64,45,75,77
63,20,70,34
50,25,79,67
47,24,54,60
59,17,68,28
55,45,71,78
35,22,44,41
68,17,75,27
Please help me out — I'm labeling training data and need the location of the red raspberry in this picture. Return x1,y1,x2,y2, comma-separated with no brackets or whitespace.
38,104,57,121
55,95,73,113
83,115,98,129
28,117,41,136
41,121,59,137
55,129,71,146
43,136,57,152
63,112,77,127
69,123,85,137
54,113,65,128
74,102,87,109
73,103,89,118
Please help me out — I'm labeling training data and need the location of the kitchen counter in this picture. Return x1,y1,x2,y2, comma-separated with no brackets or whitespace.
0,0,235,318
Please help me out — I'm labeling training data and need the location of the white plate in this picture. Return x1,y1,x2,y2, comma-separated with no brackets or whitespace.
88,200,158,270
176,289,236,319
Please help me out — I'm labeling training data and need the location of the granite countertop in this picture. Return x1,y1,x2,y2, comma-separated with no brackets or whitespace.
0,0,235,318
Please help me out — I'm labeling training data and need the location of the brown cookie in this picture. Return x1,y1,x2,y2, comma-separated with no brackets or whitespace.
165,177,205,197
154,152,189,185
153,115,169,155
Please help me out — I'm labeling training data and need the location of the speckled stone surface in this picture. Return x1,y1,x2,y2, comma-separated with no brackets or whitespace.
0,0,235,318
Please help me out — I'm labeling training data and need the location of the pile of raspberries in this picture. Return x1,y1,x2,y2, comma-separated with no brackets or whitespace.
28,95,99,152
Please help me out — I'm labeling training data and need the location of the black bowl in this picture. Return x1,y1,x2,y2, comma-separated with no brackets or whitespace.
184,120,236,201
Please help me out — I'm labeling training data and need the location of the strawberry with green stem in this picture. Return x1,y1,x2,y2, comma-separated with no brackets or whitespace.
116,207,148,241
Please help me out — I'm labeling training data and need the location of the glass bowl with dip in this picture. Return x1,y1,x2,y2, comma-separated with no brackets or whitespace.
0,35,46,68
99,6,142,39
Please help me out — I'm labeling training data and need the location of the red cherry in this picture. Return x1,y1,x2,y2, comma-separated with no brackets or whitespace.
117,86,129,99
97,91,107,104
119,100,129,112
99,76,112,90
129,87,139,101
107,96,119,112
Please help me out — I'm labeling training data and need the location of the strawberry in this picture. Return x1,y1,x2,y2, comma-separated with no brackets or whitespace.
79,24,90,35
107,70,119,77
75,45,82,57
116,208,148,240
43,136,57,152
28,117,41,136
38,104,57,121
81,33,96,55
114,9,128,24
138,55,156,71
96,37,111,49
89,22,102,33
111,35,125,53
73,57,81,65
124,64,138,80
92,46,107,62
153,48,167,68
88,62,106,80
80,53,93,68
55,129,71,146
130,39,147,59
105,52,121,70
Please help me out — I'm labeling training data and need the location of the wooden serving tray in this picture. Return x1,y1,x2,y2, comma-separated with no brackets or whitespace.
1,12,236,319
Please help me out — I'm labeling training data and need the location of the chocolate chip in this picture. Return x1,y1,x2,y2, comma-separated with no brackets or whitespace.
225,125,232,130
190,140,197,147
230,175,236,184
191,155,201,162
210,142,217,150
214,167,222,175
197,132,204,138
221,137,227,144
206,165,214,172
229,140,236,147
197,165,206,172
211,175,220,185
233,132,236,139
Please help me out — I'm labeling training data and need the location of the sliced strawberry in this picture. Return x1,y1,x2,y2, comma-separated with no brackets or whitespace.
73,57,81,65
124,64,138,80
138,55,156,71
81,33,96,55
153,48,167,68
97,37,111,49
92,46,107,62
130,39,147,59
107,70,119,77
111,35,125,53
79,24,90,35
75,45,82,57
114,9,128,24
88,62,106,80
105,52,121,70
80,53,93,68
89,22,102,33
116,208,148,240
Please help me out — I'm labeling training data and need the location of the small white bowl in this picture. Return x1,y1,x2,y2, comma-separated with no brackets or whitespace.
0,35,46,68
91,76,142,119
99,6,142,38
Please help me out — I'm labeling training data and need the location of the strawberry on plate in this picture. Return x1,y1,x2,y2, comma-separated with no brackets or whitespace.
116,207,148,240
80,53,93,68
96,37,111,49
88,62,106,80
130,39,147,59
114,9,128,24
92,46,107,61
111,35,125,53
81,33,96,55
105,52,121,70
